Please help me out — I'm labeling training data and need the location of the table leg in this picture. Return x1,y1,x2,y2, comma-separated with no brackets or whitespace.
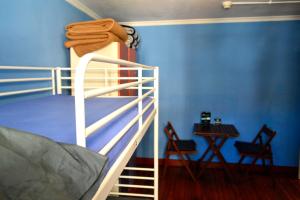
197,136,227,178
206,136,235,181
198,144,211,163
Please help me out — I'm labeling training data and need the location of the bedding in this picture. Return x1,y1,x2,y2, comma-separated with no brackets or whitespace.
65,32,123,57
65,18,128,41
0,95,153,152
65,18,128,56
0,126,107,200
0,95,154,199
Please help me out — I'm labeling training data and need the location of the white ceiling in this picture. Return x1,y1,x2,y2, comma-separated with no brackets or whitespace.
72,0,300,21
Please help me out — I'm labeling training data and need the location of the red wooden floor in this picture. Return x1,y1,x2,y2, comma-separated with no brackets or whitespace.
158,166,300,200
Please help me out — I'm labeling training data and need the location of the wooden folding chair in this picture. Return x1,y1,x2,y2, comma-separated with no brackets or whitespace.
163,121,197,182
235,124,276,178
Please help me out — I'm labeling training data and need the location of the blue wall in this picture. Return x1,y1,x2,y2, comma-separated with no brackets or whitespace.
136,21,300,167
0,0,91,103
0,0,90,66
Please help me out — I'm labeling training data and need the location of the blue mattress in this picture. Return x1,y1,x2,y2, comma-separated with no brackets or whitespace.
0,95,154,184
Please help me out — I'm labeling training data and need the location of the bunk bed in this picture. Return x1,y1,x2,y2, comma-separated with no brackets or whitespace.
0,53,159,200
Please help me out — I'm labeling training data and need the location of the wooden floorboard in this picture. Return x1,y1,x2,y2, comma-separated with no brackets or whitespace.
158,166,300,200
125,163,300,200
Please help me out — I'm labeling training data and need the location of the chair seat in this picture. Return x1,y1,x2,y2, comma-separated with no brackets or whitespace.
169,140,196,151
235,141,271,156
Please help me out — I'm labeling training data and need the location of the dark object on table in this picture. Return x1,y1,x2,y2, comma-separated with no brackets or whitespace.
201,112,211,125
214,117,222,125
163,121,197,182
193,123,239,178
234,124,276,179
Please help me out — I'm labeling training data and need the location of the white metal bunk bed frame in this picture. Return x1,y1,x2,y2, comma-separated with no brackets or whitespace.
0,53,159,200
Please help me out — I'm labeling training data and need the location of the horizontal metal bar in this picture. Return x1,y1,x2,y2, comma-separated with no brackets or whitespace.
124,167,155,171
99,98,155,155
60,86,152,90
0,66,53,70
61,86,73,89
109,192,154,198
129,86,154,90
85,78,155,98
59,67,149,71
61,86,124,91
0,87,52,97
115,184,154,189
88,53,156,69
73,95,142,99
61,77,153,80
62,86,119,90
0,77,52,83
87,89,154,136
119,175,154,180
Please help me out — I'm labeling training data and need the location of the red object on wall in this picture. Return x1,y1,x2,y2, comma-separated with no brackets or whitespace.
118,43,137,96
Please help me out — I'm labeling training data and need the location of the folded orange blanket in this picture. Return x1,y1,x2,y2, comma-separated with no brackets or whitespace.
64,32,122,57
66,32,108,40
65,18,128,42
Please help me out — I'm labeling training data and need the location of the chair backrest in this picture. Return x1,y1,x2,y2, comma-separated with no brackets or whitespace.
252,124,276,150
164,121,180,141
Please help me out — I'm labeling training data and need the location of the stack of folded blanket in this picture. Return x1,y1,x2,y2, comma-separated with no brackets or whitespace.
64,18,128,57
121,25,140,49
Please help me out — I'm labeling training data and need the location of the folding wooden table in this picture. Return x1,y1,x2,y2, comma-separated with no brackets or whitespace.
193,123,239,178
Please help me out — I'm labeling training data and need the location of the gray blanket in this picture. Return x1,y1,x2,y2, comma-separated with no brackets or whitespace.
0,126,107,200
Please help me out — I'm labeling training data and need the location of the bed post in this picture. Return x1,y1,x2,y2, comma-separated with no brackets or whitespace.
154,66,159,200
55,67,62,95
138,68,143,129
74,53,95,147
51,68,56,95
